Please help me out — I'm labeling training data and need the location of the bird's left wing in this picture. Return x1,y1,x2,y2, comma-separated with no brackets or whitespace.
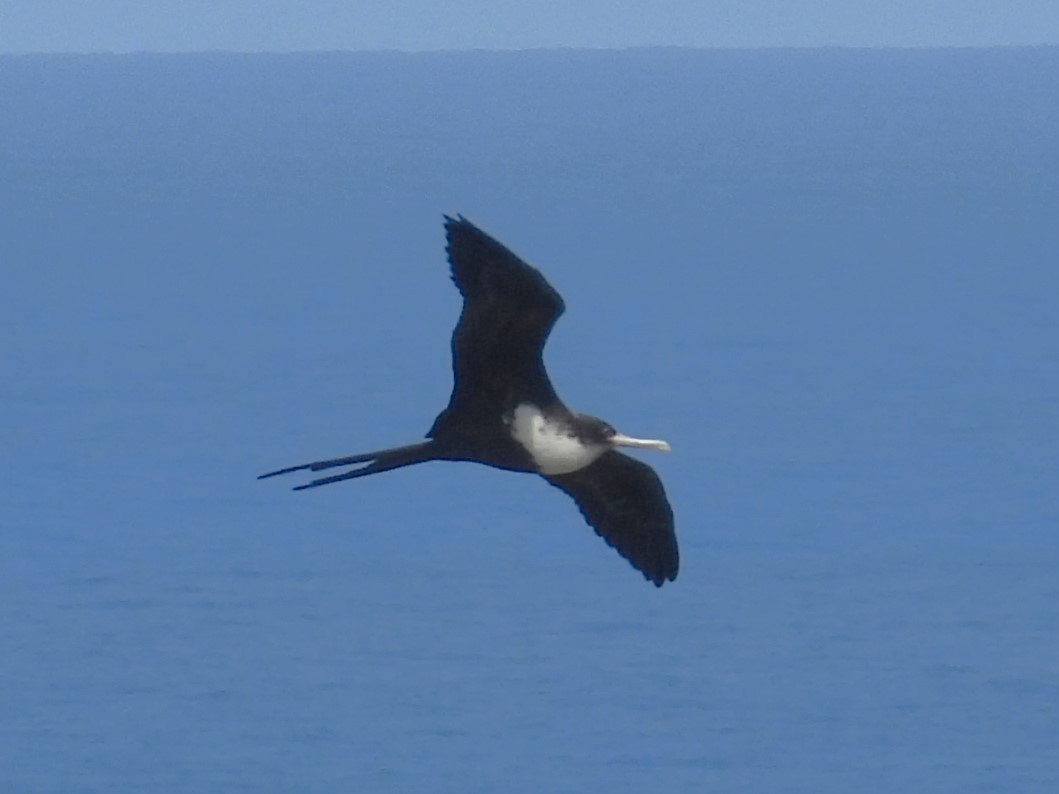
545,451,678,586
429,216,566,437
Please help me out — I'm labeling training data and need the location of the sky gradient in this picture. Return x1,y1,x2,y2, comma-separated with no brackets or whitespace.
2,1,1059,53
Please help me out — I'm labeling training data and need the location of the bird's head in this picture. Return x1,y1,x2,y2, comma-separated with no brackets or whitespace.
576,414,672,453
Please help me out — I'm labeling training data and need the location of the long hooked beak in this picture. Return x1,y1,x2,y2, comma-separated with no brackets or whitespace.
610,433,672,452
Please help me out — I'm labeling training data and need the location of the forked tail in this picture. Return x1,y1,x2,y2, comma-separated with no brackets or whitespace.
258,441,438,490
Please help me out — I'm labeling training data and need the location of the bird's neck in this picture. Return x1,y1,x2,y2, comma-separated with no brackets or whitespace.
508,403,606,475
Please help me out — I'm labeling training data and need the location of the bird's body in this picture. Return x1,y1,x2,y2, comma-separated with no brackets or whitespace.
261,216,678,586
509,404,610,475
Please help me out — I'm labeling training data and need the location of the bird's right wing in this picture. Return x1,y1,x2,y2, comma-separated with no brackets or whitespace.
545,451,678,586
430,216,566,436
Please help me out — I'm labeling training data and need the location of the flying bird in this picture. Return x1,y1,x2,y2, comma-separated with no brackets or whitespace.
260,216,678,585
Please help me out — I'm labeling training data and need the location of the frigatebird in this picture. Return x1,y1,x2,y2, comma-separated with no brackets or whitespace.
260,216,678,586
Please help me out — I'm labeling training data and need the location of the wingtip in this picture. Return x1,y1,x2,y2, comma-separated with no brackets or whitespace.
443,213,475,233
636,541,679,587
645,567,678,588
443,213,461,246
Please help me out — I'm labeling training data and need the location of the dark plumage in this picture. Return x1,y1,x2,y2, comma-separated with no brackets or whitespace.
261,216,678,586
546,452,678,586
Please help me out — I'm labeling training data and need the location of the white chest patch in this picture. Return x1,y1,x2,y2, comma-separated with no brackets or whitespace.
509,403,607,475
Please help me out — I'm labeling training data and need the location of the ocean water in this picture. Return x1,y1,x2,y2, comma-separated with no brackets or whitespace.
2,48,1058,792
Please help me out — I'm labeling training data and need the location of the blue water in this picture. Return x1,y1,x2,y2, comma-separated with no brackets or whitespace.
2,48,1058,792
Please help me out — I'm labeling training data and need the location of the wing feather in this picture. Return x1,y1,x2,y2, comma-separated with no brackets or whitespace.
430,216,566,436
546,451,678,586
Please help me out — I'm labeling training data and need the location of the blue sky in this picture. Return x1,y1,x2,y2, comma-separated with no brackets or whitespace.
2,0,1058,52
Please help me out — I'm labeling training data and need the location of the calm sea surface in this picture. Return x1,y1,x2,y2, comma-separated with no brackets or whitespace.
2,48,1058,792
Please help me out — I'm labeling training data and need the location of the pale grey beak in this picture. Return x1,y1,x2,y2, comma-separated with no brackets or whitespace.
610,433,672,453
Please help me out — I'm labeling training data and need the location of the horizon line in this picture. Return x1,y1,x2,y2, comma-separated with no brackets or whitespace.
2,42,1058,58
